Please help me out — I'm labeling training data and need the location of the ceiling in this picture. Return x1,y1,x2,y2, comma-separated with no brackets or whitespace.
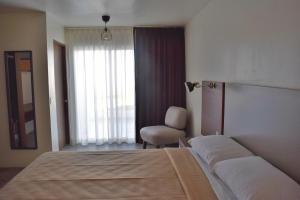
0,0,210,27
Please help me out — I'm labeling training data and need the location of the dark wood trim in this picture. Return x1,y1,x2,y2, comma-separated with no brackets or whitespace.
5,52,18,149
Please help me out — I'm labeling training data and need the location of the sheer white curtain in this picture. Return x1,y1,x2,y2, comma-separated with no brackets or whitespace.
66,28,135,145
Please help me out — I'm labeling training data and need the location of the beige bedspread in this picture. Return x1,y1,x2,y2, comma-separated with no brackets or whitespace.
0,148,217,200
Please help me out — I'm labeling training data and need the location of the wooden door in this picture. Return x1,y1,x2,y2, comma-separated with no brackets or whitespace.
54,41,70,150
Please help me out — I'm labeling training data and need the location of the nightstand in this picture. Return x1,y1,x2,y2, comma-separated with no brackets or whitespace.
178,136,191,148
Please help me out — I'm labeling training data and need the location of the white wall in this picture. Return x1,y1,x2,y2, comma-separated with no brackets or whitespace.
0,11,52,167
46,14,65,151
186,0,300,136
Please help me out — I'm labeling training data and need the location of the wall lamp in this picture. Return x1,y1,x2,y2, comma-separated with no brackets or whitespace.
185,81,216,92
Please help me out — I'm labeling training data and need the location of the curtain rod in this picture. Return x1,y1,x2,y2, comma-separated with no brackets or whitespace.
65,26,132,30
65,26,184,30
226,82,300,91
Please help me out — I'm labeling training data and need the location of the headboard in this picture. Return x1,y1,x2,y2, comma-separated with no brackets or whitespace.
201,81,225,135
224,83,300,184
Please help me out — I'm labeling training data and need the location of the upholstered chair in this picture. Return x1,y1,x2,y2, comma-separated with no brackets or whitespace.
140,106,187,149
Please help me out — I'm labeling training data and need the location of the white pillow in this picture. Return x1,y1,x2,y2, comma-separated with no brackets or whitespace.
213,156,300,200
189,135,253,169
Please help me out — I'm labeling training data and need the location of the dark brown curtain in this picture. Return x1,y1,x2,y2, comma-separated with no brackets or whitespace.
134,27,186,143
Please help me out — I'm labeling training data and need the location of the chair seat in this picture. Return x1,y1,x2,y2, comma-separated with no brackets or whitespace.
140,125,185,145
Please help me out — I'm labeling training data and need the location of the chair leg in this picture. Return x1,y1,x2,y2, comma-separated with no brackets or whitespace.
143,141,147,149
156,145,160,149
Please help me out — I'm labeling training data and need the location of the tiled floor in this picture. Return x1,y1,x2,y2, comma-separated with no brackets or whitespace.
0,168,23,189
63,143,156,151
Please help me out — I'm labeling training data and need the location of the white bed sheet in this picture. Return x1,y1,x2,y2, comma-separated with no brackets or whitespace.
189,148,237,200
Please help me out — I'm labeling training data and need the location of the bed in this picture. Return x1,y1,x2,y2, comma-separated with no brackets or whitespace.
0,148,218,200
2,142,298,200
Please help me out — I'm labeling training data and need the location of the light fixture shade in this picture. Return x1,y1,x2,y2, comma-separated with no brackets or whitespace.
185,82,200,92
185,82,195,92
101,15,112,41
101,28,112,41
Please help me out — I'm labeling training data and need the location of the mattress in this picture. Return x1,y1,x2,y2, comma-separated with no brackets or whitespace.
0,148,217,200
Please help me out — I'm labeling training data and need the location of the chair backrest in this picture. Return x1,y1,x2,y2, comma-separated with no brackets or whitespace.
165,106,187,130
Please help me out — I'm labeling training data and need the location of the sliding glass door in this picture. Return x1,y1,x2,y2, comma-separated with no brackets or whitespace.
66,28,135,145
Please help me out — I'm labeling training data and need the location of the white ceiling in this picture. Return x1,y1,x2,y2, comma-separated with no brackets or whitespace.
0,0,210,27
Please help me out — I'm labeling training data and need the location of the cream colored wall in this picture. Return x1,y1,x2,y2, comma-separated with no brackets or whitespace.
185,0,300,136
46,14,65,151
0,11,52,167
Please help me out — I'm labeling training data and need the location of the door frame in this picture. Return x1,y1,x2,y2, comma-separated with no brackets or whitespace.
53,40,70,146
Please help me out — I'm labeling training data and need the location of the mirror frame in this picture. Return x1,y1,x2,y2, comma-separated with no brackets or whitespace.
4,50,38,150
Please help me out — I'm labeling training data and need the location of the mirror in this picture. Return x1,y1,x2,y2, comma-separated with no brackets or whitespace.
5,51,37,149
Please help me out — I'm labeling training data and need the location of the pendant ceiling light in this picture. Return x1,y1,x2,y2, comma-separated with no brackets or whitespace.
101,15,112,41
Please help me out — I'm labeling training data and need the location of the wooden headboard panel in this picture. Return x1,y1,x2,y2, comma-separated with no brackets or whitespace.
201,81,225,135
224,83,300,183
